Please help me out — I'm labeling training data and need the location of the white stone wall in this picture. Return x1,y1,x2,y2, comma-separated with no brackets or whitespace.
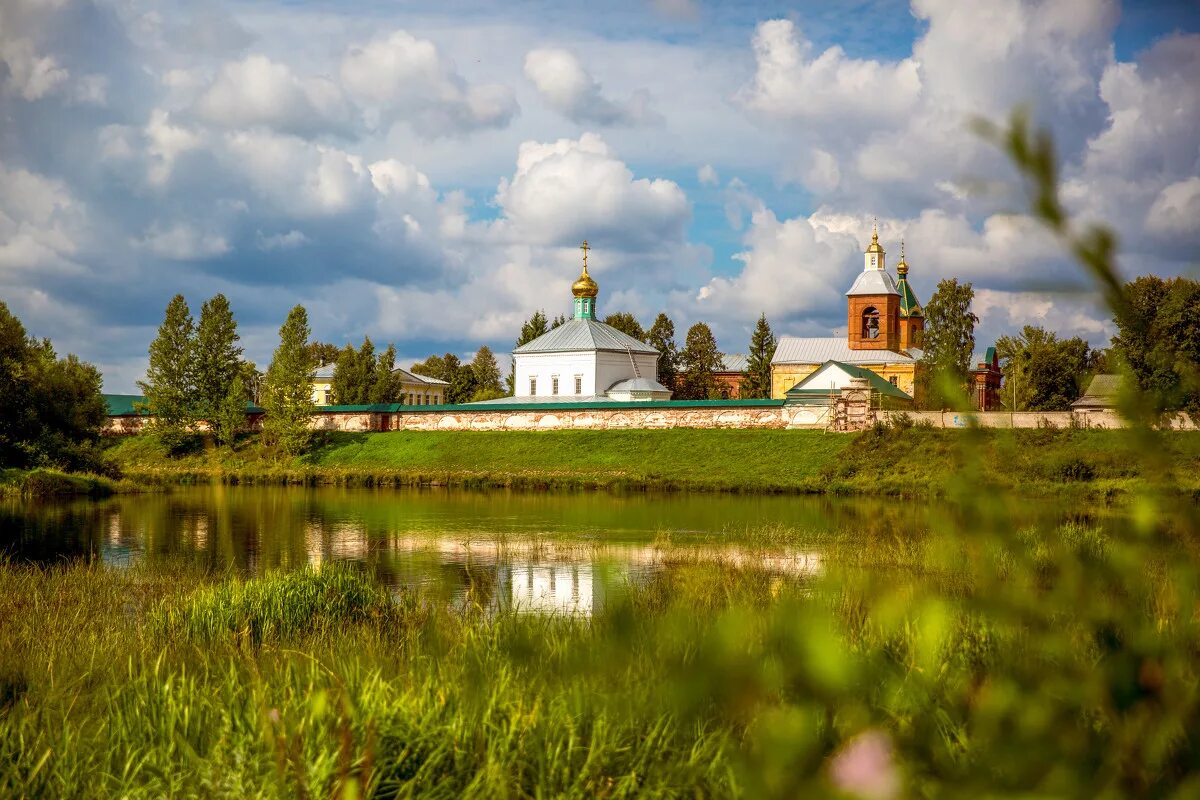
514,351,598,398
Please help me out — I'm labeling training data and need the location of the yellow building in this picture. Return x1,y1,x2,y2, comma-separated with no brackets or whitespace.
771,227,926,401
311,365,449,406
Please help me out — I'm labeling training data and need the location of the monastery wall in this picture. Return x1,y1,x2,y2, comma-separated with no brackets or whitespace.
878,410,1196,430
104,405,1194,435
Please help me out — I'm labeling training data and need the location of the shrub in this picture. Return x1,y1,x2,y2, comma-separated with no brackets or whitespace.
150,566,397,644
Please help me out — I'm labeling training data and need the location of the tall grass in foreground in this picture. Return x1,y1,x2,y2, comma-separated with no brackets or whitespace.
2,498,1199,799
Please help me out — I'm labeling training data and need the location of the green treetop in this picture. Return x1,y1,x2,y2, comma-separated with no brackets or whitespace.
996,325,1093,411
919,278,978,408
261,305,315,456
739,313,777,399
678,322,723,400
193,294,243,432
1112,275,1200,420
138,294,196,447
647,313,680,393
603,312,646,342
369,344,401,404
471,345,504,401
333,338,377,405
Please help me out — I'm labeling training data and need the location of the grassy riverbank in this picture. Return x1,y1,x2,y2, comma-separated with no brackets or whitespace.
3,497,1198,797
0,467,136,499
104,427,1200,498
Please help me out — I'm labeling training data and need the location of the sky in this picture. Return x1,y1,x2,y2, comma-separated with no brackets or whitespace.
1,0,1198,392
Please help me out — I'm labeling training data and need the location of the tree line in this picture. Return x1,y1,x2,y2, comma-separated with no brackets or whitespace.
0,301,109,473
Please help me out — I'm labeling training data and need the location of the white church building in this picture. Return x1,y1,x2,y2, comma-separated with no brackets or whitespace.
475,241,672,404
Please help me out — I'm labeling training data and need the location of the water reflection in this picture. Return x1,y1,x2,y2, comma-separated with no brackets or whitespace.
0,485,1134,615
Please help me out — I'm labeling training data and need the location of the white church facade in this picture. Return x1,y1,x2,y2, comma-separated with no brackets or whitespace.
475,241,671,404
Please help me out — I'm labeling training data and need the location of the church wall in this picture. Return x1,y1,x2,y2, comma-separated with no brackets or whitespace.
771,365,820,399
514,351,601,397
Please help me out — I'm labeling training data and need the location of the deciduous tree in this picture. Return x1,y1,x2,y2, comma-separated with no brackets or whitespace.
739,313,776,399
0,301,108,471
471,345,505,401
1112,276,1200,419
996,325,1092,411
918,279,978,408
261,305,315,456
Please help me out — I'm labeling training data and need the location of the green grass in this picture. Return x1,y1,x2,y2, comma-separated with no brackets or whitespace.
0,467,136,499
2,496,1199,798
103,426,1200,499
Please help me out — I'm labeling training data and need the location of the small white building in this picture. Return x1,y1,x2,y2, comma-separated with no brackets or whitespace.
478,241,671,404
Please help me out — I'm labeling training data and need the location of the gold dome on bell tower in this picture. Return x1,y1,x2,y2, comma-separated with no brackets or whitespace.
866,218,884,255
571,240,599,299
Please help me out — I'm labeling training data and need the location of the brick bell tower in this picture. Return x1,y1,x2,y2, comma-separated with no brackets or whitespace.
846,222,901,351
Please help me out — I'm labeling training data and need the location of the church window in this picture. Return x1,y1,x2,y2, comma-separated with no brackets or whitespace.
889,376,898,386
862,307,881,340
574,375,582,394
552,376,559,395
529,377,537,395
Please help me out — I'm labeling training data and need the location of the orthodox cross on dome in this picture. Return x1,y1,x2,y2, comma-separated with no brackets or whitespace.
571,238,599,320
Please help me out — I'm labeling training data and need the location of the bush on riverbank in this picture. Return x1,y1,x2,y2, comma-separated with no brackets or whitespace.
0,467,133,498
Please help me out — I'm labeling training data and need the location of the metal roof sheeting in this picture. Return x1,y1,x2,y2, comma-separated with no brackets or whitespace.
718,354,748,372
845,270,900,297
513,318,659,355
771,337,916,365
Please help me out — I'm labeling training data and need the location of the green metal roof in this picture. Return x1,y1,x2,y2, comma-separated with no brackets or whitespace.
104,394,265,416
104,394,148,416
896,275,922,318
784,360,913,402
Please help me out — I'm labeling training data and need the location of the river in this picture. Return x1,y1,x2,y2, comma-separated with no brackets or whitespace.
0,486,1120,615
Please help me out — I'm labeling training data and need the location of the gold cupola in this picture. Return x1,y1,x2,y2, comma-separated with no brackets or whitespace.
863,219,886,271
572,240,598,319
896,239,909,275
866,219,884,254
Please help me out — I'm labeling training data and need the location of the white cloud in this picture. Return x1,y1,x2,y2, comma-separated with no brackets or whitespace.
0,163,87,276
493,132,690,249
524,48,660,126
145,109,204,186
222,130,372,217
135,222,230,260
740,19,921,124
192,55,357,138
340,29,518,137
0,36,68,100
697,164,719,186
1145,178,1200,237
